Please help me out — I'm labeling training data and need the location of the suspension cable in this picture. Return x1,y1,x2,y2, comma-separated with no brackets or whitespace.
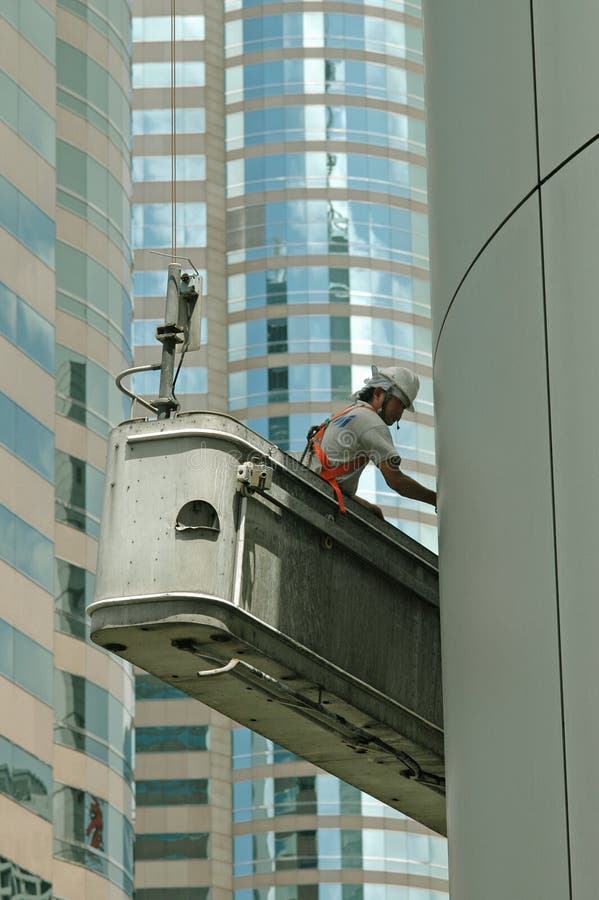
170,0,177,259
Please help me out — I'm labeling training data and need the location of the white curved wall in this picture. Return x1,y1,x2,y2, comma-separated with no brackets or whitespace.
424,2,599,898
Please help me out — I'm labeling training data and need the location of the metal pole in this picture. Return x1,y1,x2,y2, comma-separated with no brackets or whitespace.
154,263,183,419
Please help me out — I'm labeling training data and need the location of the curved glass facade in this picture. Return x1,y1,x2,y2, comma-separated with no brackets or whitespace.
225,13,422,61
231,729,447,897
227,106,426,155
0,2,137,894
53,783,134,894
224,0,435,548
128,5,442,899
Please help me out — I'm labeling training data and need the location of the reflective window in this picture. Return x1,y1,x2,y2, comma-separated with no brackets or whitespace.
0,175,55,268
56,243,132,359
0,281,54,372
226,0,421,11
0,68,55,163
350,316,431,364
0,392,53,480
0,506,53,592
55,344,128,437
227,152,426,202
0,735,51,820
267,416,288,447
132,15,204,42
228,266,429,317
133,366,207,396
232,728,297,768
133,61,205,88
0,618,53,704
233,828,448,878
229,315,430,363
136,725,209,753
227,105,425,156
55,558,95,641
233,775,406,823
53,783,134,894
226,13,422,63
135,833,209,861
1,0,56,60
229,365,352,408
132,107,205,135
136,779,209,807
226,59,424,108
135,674,187,701
54,669,134,781
57,140,130,250
388,518,438,553
56,0,130,61
235,889,449,900
56,40,130,154
133,154,206,182
227,200,428,267
132,202,206,249
136,891,209,900
55,450,104,539
0,853,52,898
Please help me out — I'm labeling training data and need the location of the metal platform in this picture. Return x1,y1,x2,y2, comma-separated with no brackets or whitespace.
88,412,445,834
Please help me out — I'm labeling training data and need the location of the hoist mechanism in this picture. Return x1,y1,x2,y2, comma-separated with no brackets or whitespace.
98,266,445,834
116,261,203,418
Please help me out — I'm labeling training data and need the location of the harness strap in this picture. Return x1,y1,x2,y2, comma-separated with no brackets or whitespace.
309,403,373,513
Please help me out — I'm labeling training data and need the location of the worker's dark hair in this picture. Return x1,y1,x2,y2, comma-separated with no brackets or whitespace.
356,386,376,403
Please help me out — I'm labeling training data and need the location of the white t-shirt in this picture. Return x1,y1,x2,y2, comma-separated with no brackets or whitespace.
308,402,401,495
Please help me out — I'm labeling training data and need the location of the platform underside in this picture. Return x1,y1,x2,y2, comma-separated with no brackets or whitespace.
91,594,446,835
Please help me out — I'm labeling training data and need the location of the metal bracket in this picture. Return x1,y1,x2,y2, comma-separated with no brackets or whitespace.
237,461,274,492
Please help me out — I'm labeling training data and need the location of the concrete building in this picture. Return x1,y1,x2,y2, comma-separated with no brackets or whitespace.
424,2,599,898
0,0,134,897
131,2,445,900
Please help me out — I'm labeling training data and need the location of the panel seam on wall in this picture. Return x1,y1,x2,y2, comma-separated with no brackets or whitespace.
432,140,599,364
529,3,573,896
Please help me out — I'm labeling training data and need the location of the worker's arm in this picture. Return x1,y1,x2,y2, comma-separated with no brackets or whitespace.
379,459,437,507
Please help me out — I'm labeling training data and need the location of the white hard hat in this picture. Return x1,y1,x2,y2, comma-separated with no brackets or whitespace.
377,365,420,412
353,364,420,411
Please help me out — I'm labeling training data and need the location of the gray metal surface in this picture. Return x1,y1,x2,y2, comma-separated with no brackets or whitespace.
89,412,444,833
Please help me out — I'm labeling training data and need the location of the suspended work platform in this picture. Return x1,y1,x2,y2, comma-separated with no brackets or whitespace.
88,412,445,834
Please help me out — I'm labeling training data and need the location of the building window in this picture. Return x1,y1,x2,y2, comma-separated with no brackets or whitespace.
268,366,288,403
54,559,94,641
135,833,209,862
53,784,134,894
136,779,209,807
267,318,288,353
135,725,209,753
268,416,289,449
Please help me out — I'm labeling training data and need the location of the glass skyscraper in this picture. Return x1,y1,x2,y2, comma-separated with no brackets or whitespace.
131,1,444,899
132,0,436,551
0,0,134,896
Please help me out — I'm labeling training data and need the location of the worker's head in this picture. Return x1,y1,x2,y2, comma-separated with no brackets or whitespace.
353,365,420,425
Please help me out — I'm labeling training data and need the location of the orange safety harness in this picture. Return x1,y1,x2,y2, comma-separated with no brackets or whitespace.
304,403,374,513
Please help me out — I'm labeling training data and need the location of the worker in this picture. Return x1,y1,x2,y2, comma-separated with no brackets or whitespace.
303,365,436,519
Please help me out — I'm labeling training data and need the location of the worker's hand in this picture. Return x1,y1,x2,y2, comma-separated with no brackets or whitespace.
353,495,385,520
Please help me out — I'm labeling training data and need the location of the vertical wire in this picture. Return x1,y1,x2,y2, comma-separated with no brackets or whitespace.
171,0,177,258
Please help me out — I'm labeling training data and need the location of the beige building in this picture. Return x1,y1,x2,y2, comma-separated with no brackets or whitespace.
0,0,134,897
